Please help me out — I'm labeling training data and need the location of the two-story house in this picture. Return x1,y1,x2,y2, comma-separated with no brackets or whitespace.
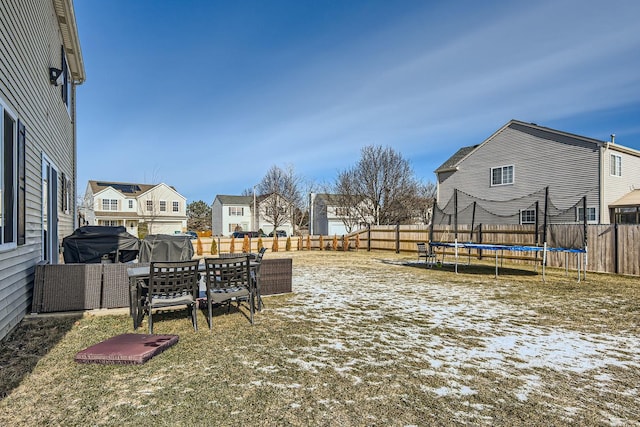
0,0,86,339
435,120,640,225
310,193,370,236
82,181,188,236
211,194,294,237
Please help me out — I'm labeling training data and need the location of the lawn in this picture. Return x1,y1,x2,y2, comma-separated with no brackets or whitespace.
0,250,638,426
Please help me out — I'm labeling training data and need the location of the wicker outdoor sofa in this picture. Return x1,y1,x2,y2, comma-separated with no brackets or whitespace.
32,258,292,313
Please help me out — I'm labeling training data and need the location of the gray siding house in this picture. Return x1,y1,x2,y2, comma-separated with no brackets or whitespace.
435,120,640,225
0,0,85,339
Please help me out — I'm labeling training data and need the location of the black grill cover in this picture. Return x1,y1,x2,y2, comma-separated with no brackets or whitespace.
138,234,194,263
62,226,140,264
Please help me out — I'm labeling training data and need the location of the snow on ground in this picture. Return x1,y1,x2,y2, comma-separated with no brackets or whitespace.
271,257,640,403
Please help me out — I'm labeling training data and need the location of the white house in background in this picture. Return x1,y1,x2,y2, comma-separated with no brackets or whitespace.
0,0,86,339
211,194,293,237
82,181,188,236
310,193,374,236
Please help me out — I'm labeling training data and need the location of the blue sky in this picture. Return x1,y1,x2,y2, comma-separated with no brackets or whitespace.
74,0,640,204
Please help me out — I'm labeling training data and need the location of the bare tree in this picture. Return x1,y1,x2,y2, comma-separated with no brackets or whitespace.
334,145,422,226
257,165,302,234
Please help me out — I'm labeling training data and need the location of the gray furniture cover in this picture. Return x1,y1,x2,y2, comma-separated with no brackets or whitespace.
62,226,140,264
138,234,194,262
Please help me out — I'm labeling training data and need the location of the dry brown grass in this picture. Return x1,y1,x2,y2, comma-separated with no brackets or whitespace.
0,250,638,426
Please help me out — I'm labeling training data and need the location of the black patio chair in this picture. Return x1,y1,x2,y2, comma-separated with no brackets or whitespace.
203,256,254,329
142,260,200,333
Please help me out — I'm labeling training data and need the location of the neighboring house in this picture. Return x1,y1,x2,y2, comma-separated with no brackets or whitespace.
0,0,85,339
310,193,369,236
435,120,640,225
82,181,188,236
211,194,293,237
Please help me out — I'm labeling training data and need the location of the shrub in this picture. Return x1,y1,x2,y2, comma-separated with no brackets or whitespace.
319,235,323,250
210,238,218,255
243,235,250,253
272,236,279,252
257,237,263,251
230,236,235,253
286,236,292,251
343,235,348,251
332,235,338,251
196,237,203,256
306,235,311,250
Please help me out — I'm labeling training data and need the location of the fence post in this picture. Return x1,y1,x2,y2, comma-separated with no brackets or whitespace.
614,223,619,275
478,223,483,259
367,223,371,252
395,223,400,254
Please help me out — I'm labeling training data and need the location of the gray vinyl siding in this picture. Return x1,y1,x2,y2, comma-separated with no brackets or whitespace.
437,123,601,225
0,0,79,339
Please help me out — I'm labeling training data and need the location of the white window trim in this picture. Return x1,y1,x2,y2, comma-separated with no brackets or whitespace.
610,154,622,177
577,206,598,223
490,165,514,186
159,200,167,212
520,209,536,224
172,201,179,212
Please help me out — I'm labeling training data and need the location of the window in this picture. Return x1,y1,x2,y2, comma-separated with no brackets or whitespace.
160,200,167,212
128,200,133,209
102,199,118,211
172,201,179,212
229,206,244,216
613,207,639,224
61,47,69,109
610,154,622,177
228,223,241,233
99,220,120,227
335,207,348,216
577,207,597,223
146,200,153,211
1,105,17,247
520,209,536,224
491,165,514,186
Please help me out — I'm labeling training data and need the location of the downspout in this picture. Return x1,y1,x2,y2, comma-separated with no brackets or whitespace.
600,142,607,224
72,82,78,228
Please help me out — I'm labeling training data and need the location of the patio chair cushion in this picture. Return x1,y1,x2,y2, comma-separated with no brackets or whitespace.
74,333,178,365
207,286,250,304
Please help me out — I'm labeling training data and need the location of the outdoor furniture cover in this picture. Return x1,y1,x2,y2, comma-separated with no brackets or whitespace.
138,234,194,262
62,226,140,264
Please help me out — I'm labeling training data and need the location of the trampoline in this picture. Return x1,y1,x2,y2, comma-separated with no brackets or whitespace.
429,186,589,282
429,241,587,281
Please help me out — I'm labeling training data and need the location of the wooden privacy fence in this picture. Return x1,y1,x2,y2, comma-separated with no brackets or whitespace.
202,224,638,276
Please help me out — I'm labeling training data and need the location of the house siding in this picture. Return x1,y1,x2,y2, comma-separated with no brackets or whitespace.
438,122,601,225
601,146,640,223
0,0,82,339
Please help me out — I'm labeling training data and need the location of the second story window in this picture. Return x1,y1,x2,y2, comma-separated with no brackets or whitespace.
610,154,622,176
160,201,167,212
335,207,348,216
173,201,179,212
128,200,133,209
146,200,153,211
102,199,118,211
229,206,244,216
491,165,514,186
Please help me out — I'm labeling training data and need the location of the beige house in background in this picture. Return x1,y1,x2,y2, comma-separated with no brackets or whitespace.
82,181,188,236
0,0,86,339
